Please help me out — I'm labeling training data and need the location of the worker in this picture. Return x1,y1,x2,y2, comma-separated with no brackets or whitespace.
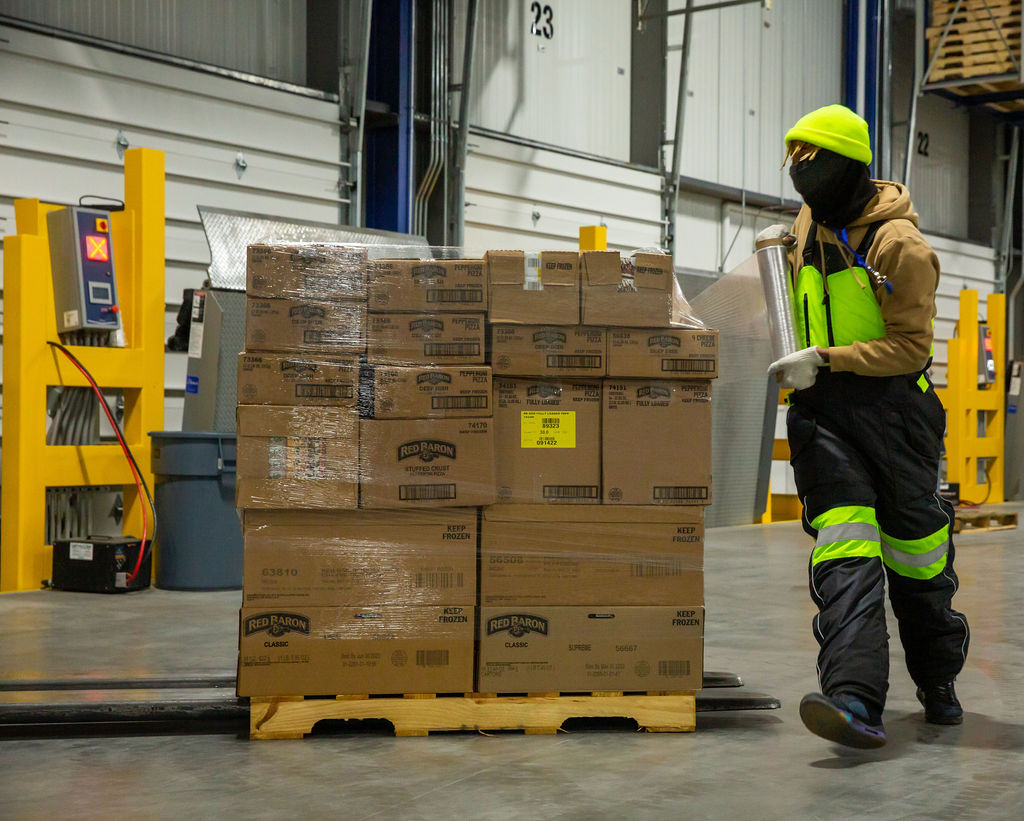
758,104,969,749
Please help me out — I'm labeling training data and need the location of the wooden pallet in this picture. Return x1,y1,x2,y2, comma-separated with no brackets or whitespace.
945,77,1024,111
953,507,1019,534
932,0,1020,27
928,0,1021,80
250,690,697,739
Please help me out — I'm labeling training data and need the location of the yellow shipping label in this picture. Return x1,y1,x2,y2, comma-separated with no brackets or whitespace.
520,411,576,448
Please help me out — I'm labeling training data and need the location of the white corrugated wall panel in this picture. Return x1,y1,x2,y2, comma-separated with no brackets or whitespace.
927,234,998,388
0,23,341,431
464,134,663,253
892,98,971,239
667,0,843,200
0,0,306,85
465,0,632,161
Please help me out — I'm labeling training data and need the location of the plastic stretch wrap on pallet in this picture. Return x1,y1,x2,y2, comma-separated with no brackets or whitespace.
235,241,716,697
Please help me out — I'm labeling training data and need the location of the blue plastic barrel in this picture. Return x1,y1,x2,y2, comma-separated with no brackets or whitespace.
148,431,242,590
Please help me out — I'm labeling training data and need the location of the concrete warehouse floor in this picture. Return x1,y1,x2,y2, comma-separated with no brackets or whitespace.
1,505,1023,820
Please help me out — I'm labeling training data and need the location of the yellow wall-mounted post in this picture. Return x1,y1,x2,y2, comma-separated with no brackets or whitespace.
1,148,165,592
579,225,607,251
935,290,1006,506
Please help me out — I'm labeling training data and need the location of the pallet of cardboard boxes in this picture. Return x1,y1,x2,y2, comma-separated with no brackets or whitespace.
236,242,718,736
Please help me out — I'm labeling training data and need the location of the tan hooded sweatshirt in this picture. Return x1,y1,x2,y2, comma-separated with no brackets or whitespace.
786,181,940,377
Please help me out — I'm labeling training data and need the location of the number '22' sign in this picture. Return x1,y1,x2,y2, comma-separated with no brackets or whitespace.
531,2,554,39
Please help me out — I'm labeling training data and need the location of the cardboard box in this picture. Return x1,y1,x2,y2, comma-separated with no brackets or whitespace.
603,380,712,505
368,258,486,313
607,328,719,379
245,297,366,355
487,250,580,325
359,417,496,508
235,405,359,509
247,244,367,301
237,606,475,696
360,365,492,419
490,325,606,377
477,605,703,693
493,378,601,504
242,508,477,606
367,313,485,366
581,251,697,327
237,352,359,406
480,505,703,605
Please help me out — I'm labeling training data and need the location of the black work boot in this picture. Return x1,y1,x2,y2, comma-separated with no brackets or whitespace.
799,692,887,749
916,681,963,725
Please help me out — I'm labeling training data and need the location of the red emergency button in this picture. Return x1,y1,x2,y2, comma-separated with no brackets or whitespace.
85,235,109,262
95,218,109,233
110,305,120,313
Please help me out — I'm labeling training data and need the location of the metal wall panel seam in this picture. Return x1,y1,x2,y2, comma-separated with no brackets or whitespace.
0,101,347,169
0,151,345,211
0,66,340,158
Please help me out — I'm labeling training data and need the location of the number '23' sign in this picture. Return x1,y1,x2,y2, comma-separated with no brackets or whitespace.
531,2,554,39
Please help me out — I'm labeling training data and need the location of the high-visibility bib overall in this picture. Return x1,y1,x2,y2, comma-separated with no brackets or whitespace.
787,222,969,710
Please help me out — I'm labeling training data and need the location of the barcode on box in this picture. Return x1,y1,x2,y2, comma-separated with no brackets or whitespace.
414,571,465,589
658,660,691,677
295,384,354,399
399,483,457,501
424,343,481,357
303,330,343,344
661,359,715,373
653,486,708,501
630,560,683,577
426,289,482,303
545,355,602,369
432,396,489,410
543,485,600,499
416,650,450,667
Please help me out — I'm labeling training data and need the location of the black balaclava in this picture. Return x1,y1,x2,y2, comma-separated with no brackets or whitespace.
789,147,878,229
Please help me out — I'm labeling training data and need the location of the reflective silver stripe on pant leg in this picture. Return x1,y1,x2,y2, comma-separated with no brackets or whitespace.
880,537,949,568
815,522,880,547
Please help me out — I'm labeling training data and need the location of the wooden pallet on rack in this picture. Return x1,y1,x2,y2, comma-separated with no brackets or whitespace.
927,0,1021,82
953,507,1019,534
931,0,1020,28
250,690,697,739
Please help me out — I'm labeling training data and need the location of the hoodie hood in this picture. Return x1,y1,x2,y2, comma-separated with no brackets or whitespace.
849,181,918,228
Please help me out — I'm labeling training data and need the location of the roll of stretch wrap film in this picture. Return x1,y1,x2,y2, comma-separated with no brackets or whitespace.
755,240,800,361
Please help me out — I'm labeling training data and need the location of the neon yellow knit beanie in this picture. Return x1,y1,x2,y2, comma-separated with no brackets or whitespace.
785,104,872,165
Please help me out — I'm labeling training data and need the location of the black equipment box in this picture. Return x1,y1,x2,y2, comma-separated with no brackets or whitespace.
51,536,151,593
938,482,960,507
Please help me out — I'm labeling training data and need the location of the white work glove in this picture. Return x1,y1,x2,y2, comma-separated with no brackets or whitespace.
755,224,795,247
768,346,825,390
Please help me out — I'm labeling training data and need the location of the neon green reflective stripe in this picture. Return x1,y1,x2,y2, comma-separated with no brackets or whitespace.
812,505,878,529
880,526,949,580
917,374,929,393
811,506,881,565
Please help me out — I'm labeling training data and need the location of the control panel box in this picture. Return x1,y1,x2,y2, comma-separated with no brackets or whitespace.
47,206,123,334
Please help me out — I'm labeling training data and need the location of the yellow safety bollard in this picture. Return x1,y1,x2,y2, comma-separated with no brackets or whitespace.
579,225,607,251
